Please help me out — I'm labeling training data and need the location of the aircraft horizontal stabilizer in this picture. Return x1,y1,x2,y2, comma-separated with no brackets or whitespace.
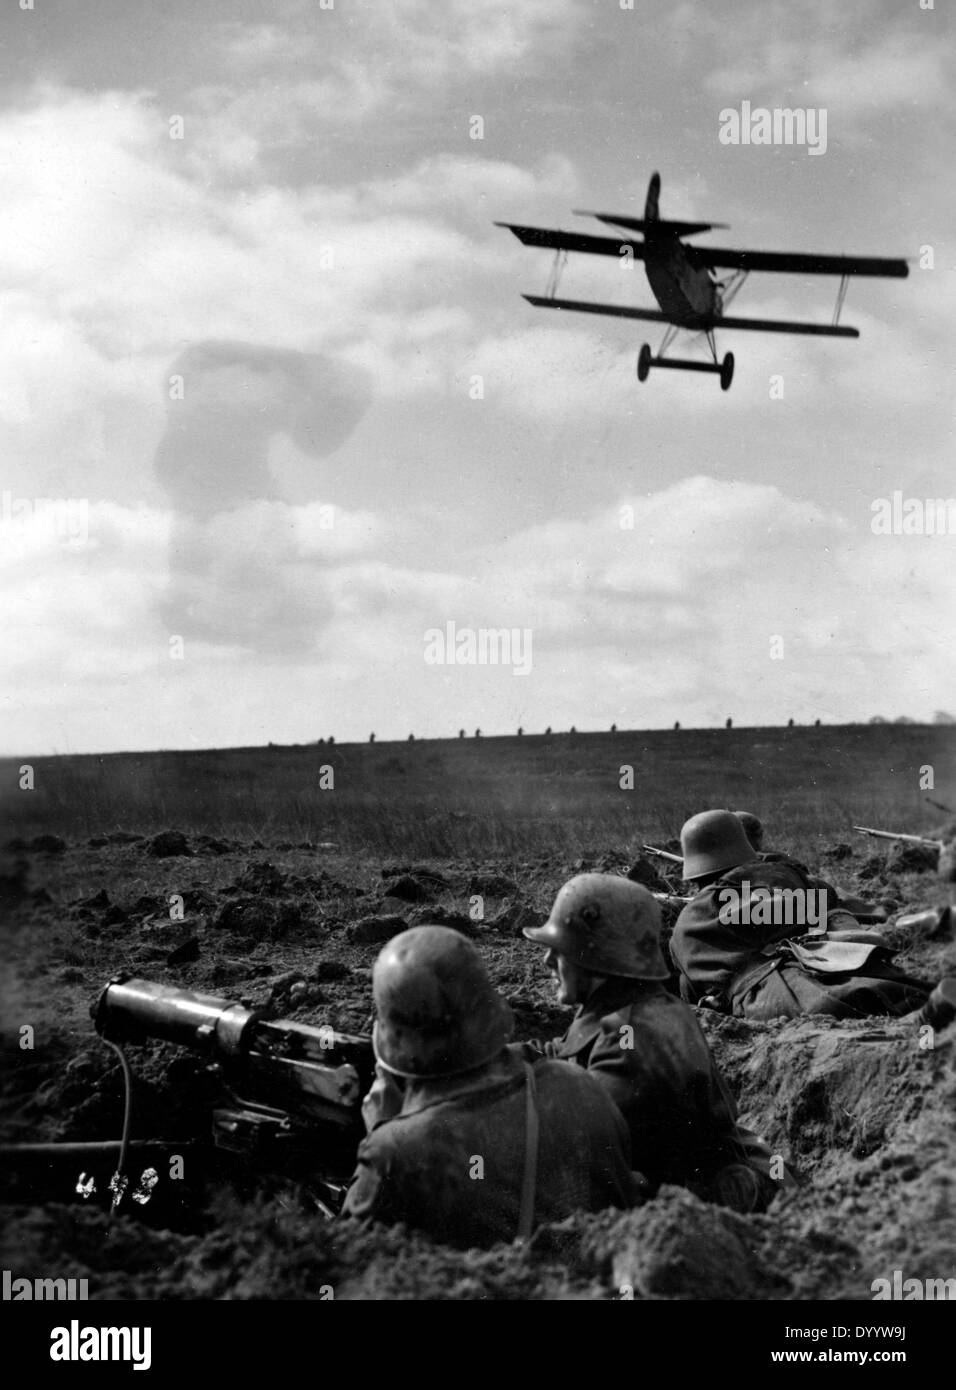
496,223,646,259
576,213,729,237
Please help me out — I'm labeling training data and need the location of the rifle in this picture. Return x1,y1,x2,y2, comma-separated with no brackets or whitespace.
641,844,684,865
1,975,374,1218
852,826,943,849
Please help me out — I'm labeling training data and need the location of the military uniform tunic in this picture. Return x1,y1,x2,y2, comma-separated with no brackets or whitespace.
341,1048,637,1249
671,858,929,1020
524,977,771,1201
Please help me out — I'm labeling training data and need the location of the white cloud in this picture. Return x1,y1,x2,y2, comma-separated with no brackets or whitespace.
5,477,954,751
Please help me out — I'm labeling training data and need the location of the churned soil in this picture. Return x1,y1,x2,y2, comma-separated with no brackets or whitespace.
1,835,953,1300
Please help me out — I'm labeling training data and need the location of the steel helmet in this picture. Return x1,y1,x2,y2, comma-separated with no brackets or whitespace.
523,874,668,981
729,810,764,853
681,809,757,881
372,925,513,1079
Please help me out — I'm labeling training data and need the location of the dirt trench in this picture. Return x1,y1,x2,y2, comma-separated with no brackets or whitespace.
1,836,954,1299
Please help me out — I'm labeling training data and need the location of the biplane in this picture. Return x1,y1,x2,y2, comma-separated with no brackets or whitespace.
495,172,909,390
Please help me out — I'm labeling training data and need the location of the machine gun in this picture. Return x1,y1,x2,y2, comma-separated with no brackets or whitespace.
1,975,374,1218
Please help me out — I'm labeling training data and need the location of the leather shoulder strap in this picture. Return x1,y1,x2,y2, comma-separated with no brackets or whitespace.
516,1062,540,1242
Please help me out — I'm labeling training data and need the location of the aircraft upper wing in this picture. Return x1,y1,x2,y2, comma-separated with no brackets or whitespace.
689,245,909,278
495,223,646,260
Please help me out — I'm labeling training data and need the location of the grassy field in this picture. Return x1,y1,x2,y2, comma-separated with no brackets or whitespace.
4,724,954,860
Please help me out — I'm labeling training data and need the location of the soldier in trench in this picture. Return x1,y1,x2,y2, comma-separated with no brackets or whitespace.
518,874,786,1213
340,925,640,1248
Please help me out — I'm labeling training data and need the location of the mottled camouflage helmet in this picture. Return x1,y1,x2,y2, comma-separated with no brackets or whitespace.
372,925,513,1079
681,809,757,881
523,874,668,981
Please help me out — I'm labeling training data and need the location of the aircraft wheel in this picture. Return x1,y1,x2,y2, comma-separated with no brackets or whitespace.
637,344,652,382
720,351,735,391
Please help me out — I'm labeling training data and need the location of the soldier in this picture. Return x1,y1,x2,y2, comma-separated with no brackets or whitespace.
521,874,784,1213
341,925,639,1249
729,809,764,852
731,808,883,923
670,809,955,1025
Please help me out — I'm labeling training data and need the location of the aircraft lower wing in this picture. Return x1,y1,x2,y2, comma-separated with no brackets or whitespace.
523,296,859,337
716,314,859,337
523,295,674,323
497,224,646,260
691,246,909,278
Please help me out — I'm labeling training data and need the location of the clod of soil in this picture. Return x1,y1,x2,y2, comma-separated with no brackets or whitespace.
382,865,449,888
469,872,519,897
195,835,232,855
626,856,672,891
887,842,939,874
0,861,31,899
81,888,111,909
487,902,546,936
166,936,201,965
148,830,192,858
29,835,68,854
212,897,304,939
348,913,408,944
407,905,476,933
381,874,432,903
233,862,286,895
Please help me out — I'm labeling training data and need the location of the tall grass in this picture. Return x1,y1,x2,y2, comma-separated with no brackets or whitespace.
2,725,953,862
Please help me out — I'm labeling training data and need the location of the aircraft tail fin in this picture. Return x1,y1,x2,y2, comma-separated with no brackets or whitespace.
575,178,727,238
645,170,661,222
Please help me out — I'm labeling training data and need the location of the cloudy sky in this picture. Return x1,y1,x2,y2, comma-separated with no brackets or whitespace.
2,0,954,753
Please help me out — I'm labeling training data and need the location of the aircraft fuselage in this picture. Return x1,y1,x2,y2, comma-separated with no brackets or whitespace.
644,235,719,327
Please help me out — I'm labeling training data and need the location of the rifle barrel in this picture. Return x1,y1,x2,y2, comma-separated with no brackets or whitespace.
641,844,683,864
852,826,942,848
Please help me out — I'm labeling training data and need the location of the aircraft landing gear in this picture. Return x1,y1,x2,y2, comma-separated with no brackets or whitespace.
636,328,733,390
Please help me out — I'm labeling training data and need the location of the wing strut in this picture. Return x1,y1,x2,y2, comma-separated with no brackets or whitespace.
544,249,569,299
832,273,849,327
718,269,749,312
